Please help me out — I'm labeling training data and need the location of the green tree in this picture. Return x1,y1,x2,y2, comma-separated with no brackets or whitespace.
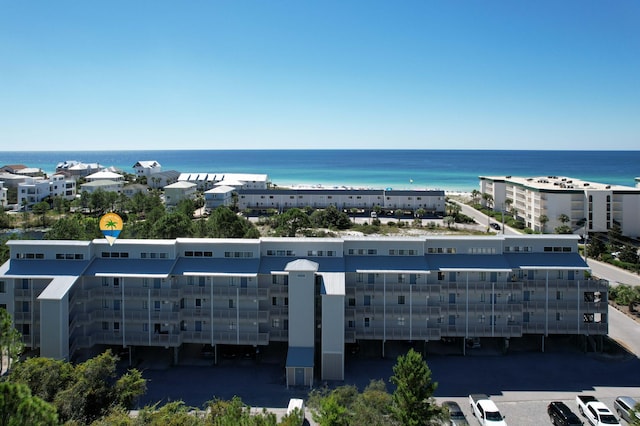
208,206,257,238
45,215,101,240
0,382,59,426
390,348,444,426
0,308,23,374
351,380,396,426
311,393,348,426
608,223,623,251
0,208,12,229
618,244,639,264
275,208,311,237
52,350,146,424
9,357,74,402
32,201,50,227
587,236,606,259
151,211,194,239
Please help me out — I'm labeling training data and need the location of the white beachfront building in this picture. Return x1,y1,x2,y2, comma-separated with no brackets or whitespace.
479,175,640,238
236,188,446,214
0,234,606,385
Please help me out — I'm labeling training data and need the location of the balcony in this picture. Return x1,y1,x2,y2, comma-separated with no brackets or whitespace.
211,331,269,345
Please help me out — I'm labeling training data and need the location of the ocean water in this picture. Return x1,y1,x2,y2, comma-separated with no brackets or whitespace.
1,150,638,192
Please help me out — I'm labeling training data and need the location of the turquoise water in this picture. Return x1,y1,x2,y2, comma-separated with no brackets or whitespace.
1,150,638,192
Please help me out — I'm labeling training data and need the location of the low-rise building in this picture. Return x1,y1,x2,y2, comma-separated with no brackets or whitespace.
164,181,197,208
480,175,640,238
0,181,7,208
49,174,76,201
85,171,125,182
204,185,235,210
178,173,269,191
237,188,446,214
133,161,162,178
0,234,606,384
80,180,123,195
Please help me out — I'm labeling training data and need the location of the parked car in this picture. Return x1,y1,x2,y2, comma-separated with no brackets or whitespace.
576,395,620,426
490,223,501,230
614,396,638,424
443,401,470,426
548,401,583,426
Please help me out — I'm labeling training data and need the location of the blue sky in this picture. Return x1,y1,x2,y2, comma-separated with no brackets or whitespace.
1,1,639,151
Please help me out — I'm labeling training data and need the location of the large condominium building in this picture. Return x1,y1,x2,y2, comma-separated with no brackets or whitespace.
479,175,640,238
0,235,607,386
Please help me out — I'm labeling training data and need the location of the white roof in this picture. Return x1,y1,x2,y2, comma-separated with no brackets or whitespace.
215,179,244,186
81,180,122,187
134,160,160,168
86,170,123,180
206,185,235,194
285,259,319,272
319,272,345,296
165,181,197,189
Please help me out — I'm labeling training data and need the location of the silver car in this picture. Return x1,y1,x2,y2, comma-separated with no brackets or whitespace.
614,396,638,424
443,401,470,426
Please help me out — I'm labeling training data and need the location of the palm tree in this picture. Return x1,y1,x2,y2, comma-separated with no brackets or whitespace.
471,189,480,204
539,214,549,233
558,214,570,225
481,193,494,209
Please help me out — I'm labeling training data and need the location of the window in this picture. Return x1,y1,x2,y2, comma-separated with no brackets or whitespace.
397,295,405,305
437,272,445,281
272,297,277,306
348,298,356,307
154,301,161,311
364,317,370,328
448,315,456,325
583,313,594,323
195,298,202,308
556,312,563,321
102,299,109,309
0,281,5,293
229,299,235,309
284,297,288,306
556,291,563,300
142,300,148,310
398,317,405,326
113,322,120,332
102,321,109,330
272,318,280,328
195,321,202,332
364,295,371,306
113,300,121,311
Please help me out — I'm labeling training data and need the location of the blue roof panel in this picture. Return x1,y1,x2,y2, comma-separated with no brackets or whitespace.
505,253,588,269
172,257,260,275
344,256,430,272
286,346,315,368
4,260,89,277
84,258,175,276
259,257,345,274
426,254,511,271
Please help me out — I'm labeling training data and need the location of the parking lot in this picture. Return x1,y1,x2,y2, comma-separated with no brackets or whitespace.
133,336,640,425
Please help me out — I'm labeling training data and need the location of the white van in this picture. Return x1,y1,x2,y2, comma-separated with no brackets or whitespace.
286,398,305,424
